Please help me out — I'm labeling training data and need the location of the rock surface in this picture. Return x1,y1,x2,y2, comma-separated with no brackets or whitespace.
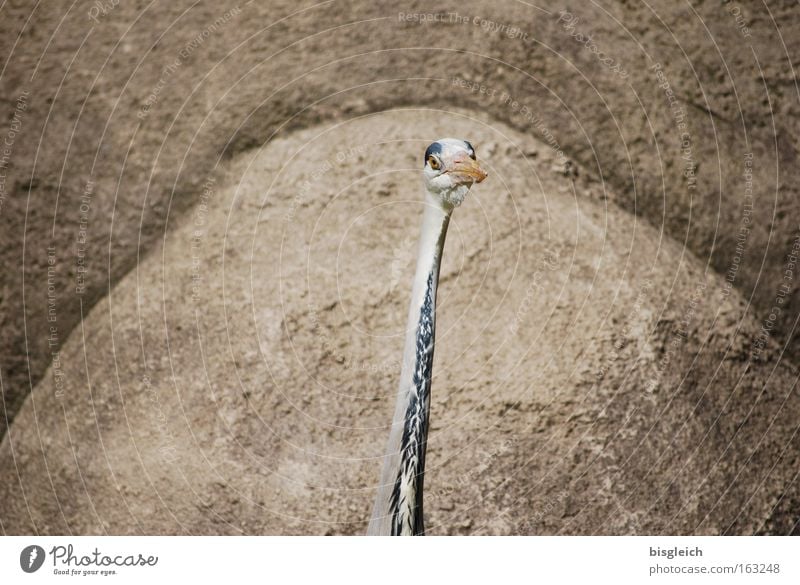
1,0,799,444
1,111,797,535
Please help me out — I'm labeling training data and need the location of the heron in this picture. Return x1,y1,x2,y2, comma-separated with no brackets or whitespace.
367,138,487,535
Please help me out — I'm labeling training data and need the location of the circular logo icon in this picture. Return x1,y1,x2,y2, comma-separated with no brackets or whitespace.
20,545,45,573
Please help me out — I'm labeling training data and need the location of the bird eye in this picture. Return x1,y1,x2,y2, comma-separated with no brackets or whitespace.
428,156,441,170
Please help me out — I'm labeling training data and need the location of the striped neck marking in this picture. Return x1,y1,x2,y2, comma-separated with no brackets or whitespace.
389,271,436,535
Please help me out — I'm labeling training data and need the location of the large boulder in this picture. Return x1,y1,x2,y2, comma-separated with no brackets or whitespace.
1,111,797,534
2,0,798,444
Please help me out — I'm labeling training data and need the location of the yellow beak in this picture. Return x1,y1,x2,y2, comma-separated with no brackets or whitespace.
448,157,488,184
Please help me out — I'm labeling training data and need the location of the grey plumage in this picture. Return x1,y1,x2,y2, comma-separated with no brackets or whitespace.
368,139,486,535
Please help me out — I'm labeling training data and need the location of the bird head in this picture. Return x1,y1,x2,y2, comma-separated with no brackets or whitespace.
422,138,487,207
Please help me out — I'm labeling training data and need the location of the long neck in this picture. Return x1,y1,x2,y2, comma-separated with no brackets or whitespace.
368,194,452,535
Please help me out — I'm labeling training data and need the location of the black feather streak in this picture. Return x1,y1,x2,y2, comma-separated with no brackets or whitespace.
463,141,476,159
389,271,435,535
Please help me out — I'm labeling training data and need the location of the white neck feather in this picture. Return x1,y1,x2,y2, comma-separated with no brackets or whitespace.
367,192,452,535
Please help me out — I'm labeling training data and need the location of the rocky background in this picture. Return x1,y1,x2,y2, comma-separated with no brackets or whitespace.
0,0,798,534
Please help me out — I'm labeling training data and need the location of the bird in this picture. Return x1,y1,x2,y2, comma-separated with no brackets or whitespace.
367,138,487,535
